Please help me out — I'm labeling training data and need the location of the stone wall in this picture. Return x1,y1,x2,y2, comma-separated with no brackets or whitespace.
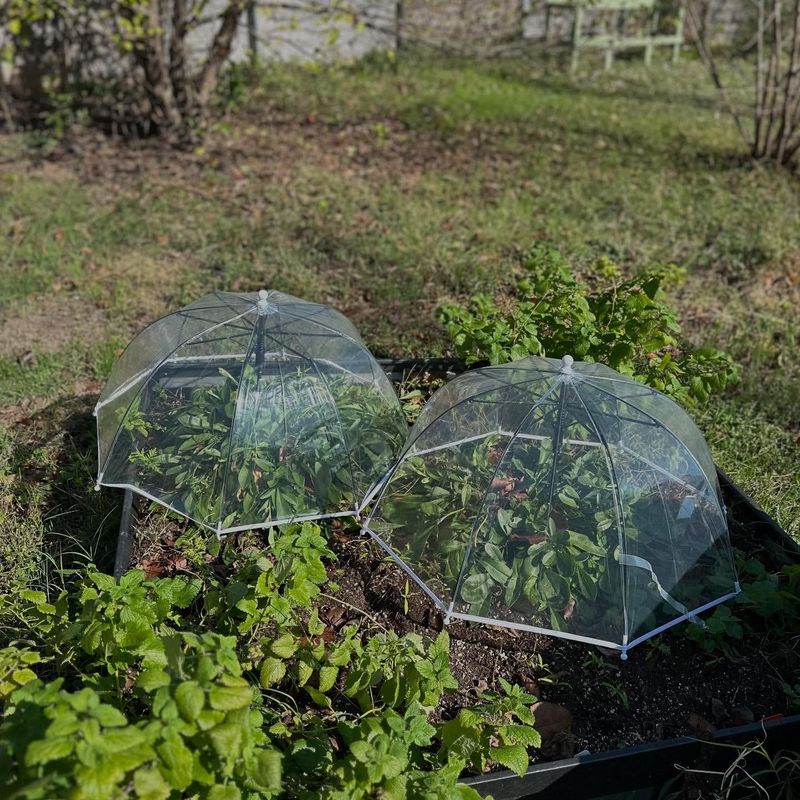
399,0,523,55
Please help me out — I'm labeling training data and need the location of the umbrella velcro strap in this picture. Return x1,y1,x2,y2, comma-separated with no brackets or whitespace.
617,552,704,626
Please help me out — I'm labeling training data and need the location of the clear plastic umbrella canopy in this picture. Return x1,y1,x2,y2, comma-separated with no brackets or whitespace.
363,355,739,658
95,290,407,534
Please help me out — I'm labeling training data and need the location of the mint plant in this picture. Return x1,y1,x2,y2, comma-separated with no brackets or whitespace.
0,523,547,797
0,634,283,800
0,647,42,703
343,631,458,712
438,678,541,777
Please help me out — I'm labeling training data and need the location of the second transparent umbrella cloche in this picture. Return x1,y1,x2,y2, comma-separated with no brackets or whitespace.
363,355,739,659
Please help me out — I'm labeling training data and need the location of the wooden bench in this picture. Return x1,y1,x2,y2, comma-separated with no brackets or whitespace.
543,0,685,71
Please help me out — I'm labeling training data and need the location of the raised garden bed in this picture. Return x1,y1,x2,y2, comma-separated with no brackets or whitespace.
116,357,800,799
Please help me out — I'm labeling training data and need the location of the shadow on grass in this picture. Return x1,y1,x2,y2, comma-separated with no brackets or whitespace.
9,393,120,584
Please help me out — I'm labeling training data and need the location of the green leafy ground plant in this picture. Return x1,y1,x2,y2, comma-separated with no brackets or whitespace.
0,524,540,799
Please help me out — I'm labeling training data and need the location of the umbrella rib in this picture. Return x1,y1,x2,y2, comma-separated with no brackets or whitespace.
580,378,722,512
361,372,554,525
256,327,362,513
571,385,632,651
545,380,568,513
216,319,260,533
396,372,553,461
271,306,364,347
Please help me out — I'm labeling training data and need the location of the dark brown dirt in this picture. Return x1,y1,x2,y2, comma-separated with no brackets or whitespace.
0,109,518,196
0,294,112,359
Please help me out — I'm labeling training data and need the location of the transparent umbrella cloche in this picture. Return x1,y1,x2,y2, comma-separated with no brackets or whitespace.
95,290,408,534
362,355,740,659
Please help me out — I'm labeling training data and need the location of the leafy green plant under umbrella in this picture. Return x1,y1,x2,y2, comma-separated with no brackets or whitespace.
95,290,408,533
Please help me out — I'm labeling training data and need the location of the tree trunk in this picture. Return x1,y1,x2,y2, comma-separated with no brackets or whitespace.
131,0,184,136
196,0,247,106
169,0,196,134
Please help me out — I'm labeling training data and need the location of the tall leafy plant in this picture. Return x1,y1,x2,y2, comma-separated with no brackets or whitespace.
438,245,738,407
122,366,405,530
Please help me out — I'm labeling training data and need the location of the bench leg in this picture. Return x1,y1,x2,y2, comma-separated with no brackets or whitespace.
645,8,659,67
604,47,614,70
571,4,583,73
672,5,685,62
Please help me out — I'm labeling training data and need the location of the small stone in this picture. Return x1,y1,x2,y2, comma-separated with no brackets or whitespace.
730,706,755,726
688,712,715,737
17,350,36,367
711,698,728,726
532,701,573,741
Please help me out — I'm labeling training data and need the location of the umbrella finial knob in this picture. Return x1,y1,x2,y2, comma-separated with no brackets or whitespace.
256,290,275,316
560,354,574,373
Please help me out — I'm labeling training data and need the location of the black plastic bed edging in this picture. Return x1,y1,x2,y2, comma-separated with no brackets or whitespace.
461,714,800,800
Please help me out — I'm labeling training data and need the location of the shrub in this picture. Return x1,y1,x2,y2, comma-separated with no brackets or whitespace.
438,244,738,407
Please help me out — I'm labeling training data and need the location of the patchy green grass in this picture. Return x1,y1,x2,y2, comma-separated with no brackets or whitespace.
701,400,800,541
0,52,798,587
0,337,124,407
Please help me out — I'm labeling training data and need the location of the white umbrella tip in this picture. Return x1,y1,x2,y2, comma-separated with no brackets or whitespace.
256,290,277,316
560,354,574,373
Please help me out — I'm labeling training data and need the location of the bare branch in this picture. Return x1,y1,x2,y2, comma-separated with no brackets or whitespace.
685,0,751,149
776,1,800,161
762,0,782,156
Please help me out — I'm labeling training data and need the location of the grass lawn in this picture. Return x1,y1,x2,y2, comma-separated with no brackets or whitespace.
0,53,798,590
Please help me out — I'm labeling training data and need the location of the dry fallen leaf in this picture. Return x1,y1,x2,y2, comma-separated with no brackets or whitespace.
141,559,164,580
170,554,189,572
